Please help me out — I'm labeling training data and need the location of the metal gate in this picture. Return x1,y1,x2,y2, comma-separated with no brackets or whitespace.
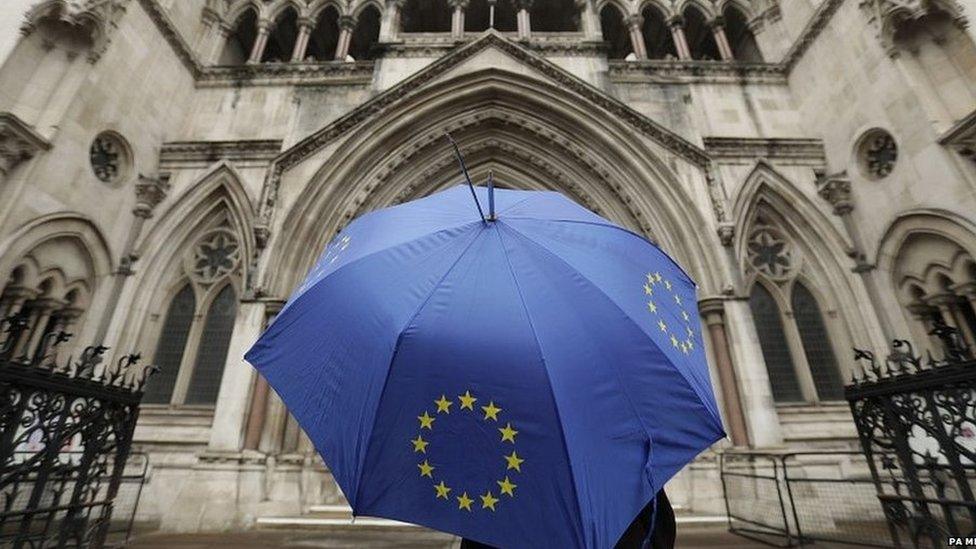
0,312,156,548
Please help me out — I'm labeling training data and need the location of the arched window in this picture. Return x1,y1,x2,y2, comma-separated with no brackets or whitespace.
531,0,578,32
400,0,452,32
219,8,259,65
143,284,196,404
792,283,843,400
749,283,804,403
681,6,720,60
142,226,242,407
465,0,517,32
722,5,761,61
262,7,300,63
349,6,381,60
306,6,341,61
185,285,238,404
641,4,677,59
745,217,849,404
599,4,629,59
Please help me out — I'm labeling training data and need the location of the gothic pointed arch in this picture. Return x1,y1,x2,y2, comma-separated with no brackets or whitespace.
877,210,976,348
260,59,722,301
119,163,255,407
733,163,865,403
0,213,113,349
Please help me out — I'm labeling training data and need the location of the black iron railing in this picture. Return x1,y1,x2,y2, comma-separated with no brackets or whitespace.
0,312,156,548
848,322,976,548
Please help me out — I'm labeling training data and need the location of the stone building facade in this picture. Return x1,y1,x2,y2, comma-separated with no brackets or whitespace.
0,0,975,533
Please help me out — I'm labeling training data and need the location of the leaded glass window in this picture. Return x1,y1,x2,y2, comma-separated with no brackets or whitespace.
184,285,237,405
749,284,804,403
792,283,844,401
144,284,196,404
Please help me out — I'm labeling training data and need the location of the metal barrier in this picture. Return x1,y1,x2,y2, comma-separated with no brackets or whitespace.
721,450,896,547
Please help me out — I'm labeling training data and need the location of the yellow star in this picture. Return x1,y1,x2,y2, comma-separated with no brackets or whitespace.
643,283,654,295
411,435,429,453
457,492,473,511
480,491,499,511
674,295,682,305
418,411,435,430
434,481,451,499
664,279,672,290
646,273,655,283
681,310,690,321
418,459,435,478
458,390,477,410
504,451,524,472
686,338,694,350
680,342,689,355
647,300,657,314
482,401,502,421
499,422,518,443
687,326,694,337
657,319,667,332
655,272,662,282
434,395,453,414
670,334,679,348
497,476,517,497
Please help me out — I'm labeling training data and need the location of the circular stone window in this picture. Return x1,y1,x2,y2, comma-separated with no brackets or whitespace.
89,131,131,184
856,129,898,180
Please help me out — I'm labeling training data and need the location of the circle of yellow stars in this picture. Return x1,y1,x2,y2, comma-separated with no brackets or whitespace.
643,271,698,355
412,390,522,513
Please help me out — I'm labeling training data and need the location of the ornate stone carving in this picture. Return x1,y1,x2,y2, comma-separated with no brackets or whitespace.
133,173,171,218
22,0,131,62
717,223,735,247
857,129,897,179
185,227,242,284
0,112,50,177
816,171,853,215
859,0,968,57
746,225,796,279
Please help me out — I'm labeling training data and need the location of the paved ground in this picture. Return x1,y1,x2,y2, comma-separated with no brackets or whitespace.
125,525,766,548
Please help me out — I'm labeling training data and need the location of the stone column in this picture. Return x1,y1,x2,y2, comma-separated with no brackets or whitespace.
816,173,897,344
930,294,976,347
291,17,315,61
23,297,62,359
208,300,268,451
709,16,734,60
576,0,600,40
334,16,357,60
516,0,532,41
242,303,281,451
379,0,404,42
667,15,691,60
624,14,647,60
0,286,36,319
209,22,234,64
699,298,749,446
247,20,272,64
450,0,468,39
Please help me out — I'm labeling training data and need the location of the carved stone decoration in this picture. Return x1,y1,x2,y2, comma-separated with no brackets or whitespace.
857,129,897,179
859,0,969,57
0,113,50,177
22,0,131,63
133,173,171,218
746,225,795,279
90,132,129,183
185,227,242,284
816,171,853,215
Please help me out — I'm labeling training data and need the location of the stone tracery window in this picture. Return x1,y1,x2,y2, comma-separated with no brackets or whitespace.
745,218,845,404
856,129,897,180
142,227,242,407
89,132,130,184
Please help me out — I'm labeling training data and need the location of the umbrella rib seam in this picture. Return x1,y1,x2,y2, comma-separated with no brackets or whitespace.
492,226,589,548
350,224,486,510
500,223,725,438
503,216,697,286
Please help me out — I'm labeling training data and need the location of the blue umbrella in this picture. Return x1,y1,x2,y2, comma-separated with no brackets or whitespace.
246,184,725,548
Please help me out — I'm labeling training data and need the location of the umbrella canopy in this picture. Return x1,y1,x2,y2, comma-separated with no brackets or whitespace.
245,185,725,548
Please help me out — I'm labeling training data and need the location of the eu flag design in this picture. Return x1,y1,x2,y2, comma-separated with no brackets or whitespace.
246,185,725,548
